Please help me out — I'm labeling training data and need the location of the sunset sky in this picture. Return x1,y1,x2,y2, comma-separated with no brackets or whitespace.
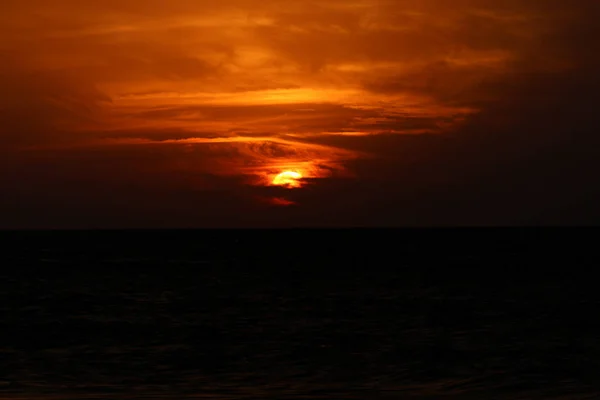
1,0,599,228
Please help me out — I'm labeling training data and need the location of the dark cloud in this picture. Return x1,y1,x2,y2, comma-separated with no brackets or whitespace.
0,60,110,146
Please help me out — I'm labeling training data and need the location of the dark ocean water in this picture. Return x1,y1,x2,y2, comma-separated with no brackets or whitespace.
1,229,599,400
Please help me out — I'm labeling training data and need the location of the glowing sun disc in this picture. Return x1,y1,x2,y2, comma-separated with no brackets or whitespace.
272,171,303,188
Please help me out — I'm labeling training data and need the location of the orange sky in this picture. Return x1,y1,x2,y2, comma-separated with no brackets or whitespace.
1,0,599,227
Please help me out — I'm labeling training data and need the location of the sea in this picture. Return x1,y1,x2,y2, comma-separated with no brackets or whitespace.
1,229,599,400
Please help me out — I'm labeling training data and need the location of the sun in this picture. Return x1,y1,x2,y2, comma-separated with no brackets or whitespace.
272,171,303,188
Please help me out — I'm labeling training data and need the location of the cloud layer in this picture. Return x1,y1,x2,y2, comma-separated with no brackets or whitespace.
1,0,598,226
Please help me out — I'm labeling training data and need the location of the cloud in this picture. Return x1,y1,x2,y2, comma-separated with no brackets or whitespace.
1,0,599,226
1,0,495,142
0,60,111,146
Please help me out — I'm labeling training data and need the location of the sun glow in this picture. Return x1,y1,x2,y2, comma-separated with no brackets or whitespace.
272,171,303,188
